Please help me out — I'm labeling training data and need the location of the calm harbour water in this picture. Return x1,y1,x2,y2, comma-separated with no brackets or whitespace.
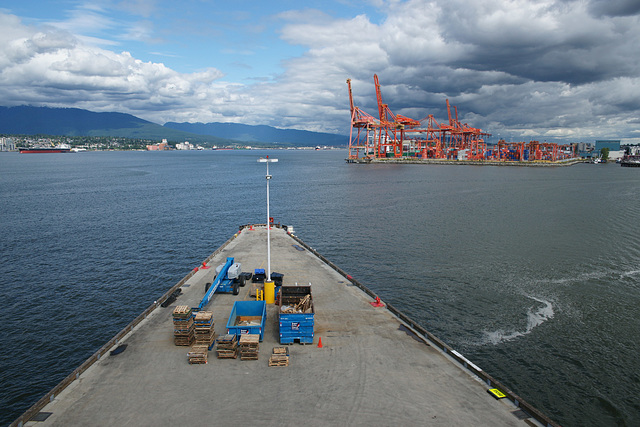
1,149,639,426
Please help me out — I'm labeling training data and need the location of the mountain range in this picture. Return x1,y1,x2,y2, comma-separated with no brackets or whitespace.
0,106,347,147
163,121,346,146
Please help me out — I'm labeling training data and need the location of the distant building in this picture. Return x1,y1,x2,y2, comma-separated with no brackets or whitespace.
596,140,623,161
0,137,16,151
595,140,621,151
577,142,595,158
623,144,640,156
175,141,194,150
146,141,170,151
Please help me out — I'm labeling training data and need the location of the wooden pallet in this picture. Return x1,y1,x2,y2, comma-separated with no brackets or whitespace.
195,329,216,339
194,312,214,330
239,334,260,345
194,324,214,331
217,334,237,347
268,355,289,367
216,334,238,358
194,311,213,322
188,345,209,364
173,317,194,329
272,346,289,355
174,324,194,335
195,331,216,346
239,335,259,360
269,347,290,366
174,335,194,346
216,349,238,359
172,305,192,319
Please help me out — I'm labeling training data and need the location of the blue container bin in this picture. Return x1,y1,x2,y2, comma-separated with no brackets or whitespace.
226,300,266,341
278,285,314,345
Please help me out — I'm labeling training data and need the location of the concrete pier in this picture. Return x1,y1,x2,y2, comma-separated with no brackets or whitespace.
16,225,555,426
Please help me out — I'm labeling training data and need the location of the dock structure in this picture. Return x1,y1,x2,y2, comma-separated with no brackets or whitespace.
16,225,556,427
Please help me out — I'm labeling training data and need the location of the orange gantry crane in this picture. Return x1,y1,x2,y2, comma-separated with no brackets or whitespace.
347,75,490,161
373,74,421,158
346,78,379,160
347,74,576,163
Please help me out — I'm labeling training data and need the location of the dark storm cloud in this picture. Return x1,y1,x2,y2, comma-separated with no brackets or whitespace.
436,0,640,85
588,0,640,17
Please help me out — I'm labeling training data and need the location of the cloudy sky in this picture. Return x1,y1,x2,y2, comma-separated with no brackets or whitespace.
1,0,639,143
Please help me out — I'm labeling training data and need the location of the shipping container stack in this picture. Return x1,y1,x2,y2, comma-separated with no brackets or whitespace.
239,334,260,360
172,305,194,346
215,334,238,359
187,345,208,364
193,311,215,348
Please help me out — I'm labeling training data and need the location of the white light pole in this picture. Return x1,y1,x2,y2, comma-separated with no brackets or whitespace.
258,156,278,282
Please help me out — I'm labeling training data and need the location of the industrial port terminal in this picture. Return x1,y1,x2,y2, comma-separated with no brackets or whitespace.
347,75,579,165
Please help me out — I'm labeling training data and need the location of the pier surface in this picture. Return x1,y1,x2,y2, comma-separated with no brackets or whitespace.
22,226,543,426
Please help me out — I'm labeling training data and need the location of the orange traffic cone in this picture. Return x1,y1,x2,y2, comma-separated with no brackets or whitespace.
317,337,323,348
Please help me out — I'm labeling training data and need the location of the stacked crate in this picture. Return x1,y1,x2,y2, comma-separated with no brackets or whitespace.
216,334,238,359
193,311,215,348
239,334,260,360
187,345,209,364
172,305,194,346
268,347,289,367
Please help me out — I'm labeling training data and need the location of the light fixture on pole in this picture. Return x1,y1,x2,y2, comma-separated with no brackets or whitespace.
257,156,278,293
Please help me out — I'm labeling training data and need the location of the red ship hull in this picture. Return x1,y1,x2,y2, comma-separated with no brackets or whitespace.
19,148,71,153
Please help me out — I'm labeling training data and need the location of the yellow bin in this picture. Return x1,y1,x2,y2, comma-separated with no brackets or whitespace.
264,281,275,304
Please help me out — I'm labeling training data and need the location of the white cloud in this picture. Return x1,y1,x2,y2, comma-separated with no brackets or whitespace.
0,12,227,118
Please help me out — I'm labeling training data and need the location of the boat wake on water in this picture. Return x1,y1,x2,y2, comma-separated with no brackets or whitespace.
619,268,640,279
481,296,554,346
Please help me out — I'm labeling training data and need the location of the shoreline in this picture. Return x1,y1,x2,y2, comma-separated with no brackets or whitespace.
347,157,586,166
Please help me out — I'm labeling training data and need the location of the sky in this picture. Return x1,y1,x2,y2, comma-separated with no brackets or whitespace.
1,0,639,143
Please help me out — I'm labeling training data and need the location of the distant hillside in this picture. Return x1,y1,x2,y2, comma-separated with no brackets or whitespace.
0,106,229,144
164,122,347,146
0,106,348,146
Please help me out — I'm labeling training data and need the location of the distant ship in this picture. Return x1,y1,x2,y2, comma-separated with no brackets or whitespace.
621,147,640,167
621,155,640,167
19,144,71,154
